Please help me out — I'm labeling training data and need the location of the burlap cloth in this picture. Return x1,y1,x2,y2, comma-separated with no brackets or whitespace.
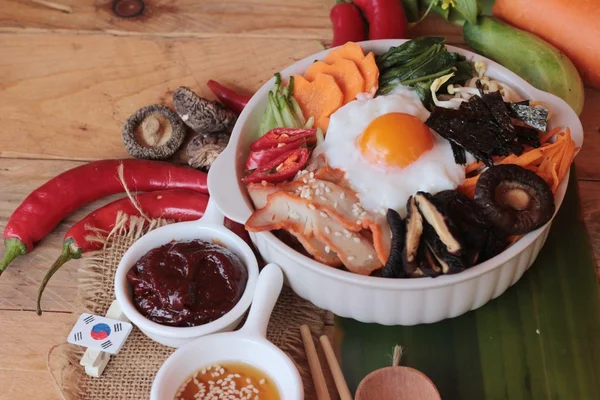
51,215,335,400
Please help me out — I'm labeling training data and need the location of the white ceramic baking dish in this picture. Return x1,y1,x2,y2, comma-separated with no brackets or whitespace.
209,39,584,326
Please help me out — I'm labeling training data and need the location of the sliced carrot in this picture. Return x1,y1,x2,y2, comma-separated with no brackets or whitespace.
293,73,343,133
558,140,576,182
465,161,484,173
324,41,365,64
501,149,543,167
325,43,380,96
304,59,365,104
540,127,563,144
458,183,476,199
358,52,379,95
550,140,568,169
550,163,560,193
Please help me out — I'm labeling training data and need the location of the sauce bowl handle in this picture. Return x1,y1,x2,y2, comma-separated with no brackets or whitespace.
239,264,284,338
198,196,226,226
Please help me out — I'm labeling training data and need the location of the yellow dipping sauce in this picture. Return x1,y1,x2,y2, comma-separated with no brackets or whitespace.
174,362,281,400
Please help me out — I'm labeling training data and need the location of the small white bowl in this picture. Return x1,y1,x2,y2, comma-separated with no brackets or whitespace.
151,264,304,400
208,39,584,326
114,199,259,348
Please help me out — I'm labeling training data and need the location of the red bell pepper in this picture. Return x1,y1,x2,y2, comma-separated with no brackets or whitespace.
242,148,310,184
249,128,317,151
245,137,310,171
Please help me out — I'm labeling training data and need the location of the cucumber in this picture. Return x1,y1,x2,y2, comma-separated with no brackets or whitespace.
463,16,584,115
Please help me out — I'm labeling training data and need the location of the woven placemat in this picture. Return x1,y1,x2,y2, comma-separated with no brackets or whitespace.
53,215,332,400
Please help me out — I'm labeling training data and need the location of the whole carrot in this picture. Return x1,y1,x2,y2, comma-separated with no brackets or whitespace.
1,159,208,276
36,189,209,315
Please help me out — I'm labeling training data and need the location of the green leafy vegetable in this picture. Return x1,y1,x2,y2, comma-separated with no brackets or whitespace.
453,0,478,25
376,36,476,106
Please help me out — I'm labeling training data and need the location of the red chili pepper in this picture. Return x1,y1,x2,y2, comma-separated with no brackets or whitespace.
0,159,208,276
330,2,367,47
353,0,408,40
207,80,251,114
245,138,310,171
35,189,209,315
242,148,310,184
249,128,317,151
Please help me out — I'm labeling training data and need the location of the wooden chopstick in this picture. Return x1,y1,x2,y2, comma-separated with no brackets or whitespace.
300,325,331,400
319,335,352,400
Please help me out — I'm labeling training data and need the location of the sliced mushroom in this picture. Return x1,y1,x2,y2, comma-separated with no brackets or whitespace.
186,132,229,170
403,196,423,275
418,242,442,278
381,209,406,278
414,192,463,256
475,164,555,235
422,222,466,274
173,86,237,133
122,104,186,160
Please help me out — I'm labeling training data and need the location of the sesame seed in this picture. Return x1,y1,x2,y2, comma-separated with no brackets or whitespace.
360,211,367,218
325,226,331,234
320,196,327,201
334,231,342,237
309,204,316,210
309,172,315,178
246,378,252,384
357,219,362,225
309,178,316,183
340,192,346,199
303,178,308,183
368,255,374,260
353,237,360,243
325,187,332,193
333,201,338,208
320,212,328,218
325,246,331,254
348,256,355,261
259,379,266,385
319,182,325,188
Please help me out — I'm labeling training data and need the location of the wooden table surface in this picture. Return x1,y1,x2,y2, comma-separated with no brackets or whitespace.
0,2,598,399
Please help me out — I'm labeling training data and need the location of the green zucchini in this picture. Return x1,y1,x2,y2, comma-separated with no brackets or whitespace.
463,16,584,115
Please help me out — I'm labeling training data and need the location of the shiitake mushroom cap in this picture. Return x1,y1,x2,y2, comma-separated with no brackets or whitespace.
186,132,229,171
122,104,186,160
475,164,555,235
173,86,237,134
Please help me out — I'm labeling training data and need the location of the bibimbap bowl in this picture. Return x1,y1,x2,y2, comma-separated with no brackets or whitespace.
209,39,583,325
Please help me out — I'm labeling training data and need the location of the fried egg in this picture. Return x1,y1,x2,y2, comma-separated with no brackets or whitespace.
316,86,467,216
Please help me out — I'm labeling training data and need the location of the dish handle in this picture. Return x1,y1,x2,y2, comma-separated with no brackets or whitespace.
208,145,252,224
239,264,284,338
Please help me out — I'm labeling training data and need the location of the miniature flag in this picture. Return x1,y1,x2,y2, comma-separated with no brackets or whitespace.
67,313,133,355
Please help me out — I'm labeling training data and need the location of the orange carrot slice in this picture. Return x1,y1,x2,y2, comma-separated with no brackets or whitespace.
325,43,380,96
293,73,343,132
540,127,563,144
304,59,365,104
558,140,576,182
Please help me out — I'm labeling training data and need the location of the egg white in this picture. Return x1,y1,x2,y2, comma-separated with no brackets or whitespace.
316,86,467,216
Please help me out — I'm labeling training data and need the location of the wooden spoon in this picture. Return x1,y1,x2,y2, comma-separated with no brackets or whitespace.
354,346,441,400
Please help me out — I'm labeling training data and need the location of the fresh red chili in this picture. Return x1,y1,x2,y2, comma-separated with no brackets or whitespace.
207,80,251,114
245,128,316,170
0,159,208,276
353,0,408,40
330,2,367,47
36,189,210,315
242,148,310,184
249,128,317,151
245,138,310,171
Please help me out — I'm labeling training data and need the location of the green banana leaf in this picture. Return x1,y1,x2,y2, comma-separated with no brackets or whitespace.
337,166,600,399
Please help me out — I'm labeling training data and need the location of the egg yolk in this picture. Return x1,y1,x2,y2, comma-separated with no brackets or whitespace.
358,112,434,168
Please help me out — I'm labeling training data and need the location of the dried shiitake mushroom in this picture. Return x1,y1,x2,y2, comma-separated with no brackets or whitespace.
122,104,186,160
475,164,555,235
173,86,237,134
186,132,230,170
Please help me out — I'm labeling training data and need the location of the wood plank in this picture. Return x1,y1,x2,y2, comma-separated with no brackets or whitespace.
0,0,332,39
0,310,74,400
0,33,323,161
578,180,600,277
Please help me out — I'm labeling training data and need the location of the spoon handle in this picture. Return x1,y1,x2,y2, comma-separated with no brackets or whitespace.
239,264,283,337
